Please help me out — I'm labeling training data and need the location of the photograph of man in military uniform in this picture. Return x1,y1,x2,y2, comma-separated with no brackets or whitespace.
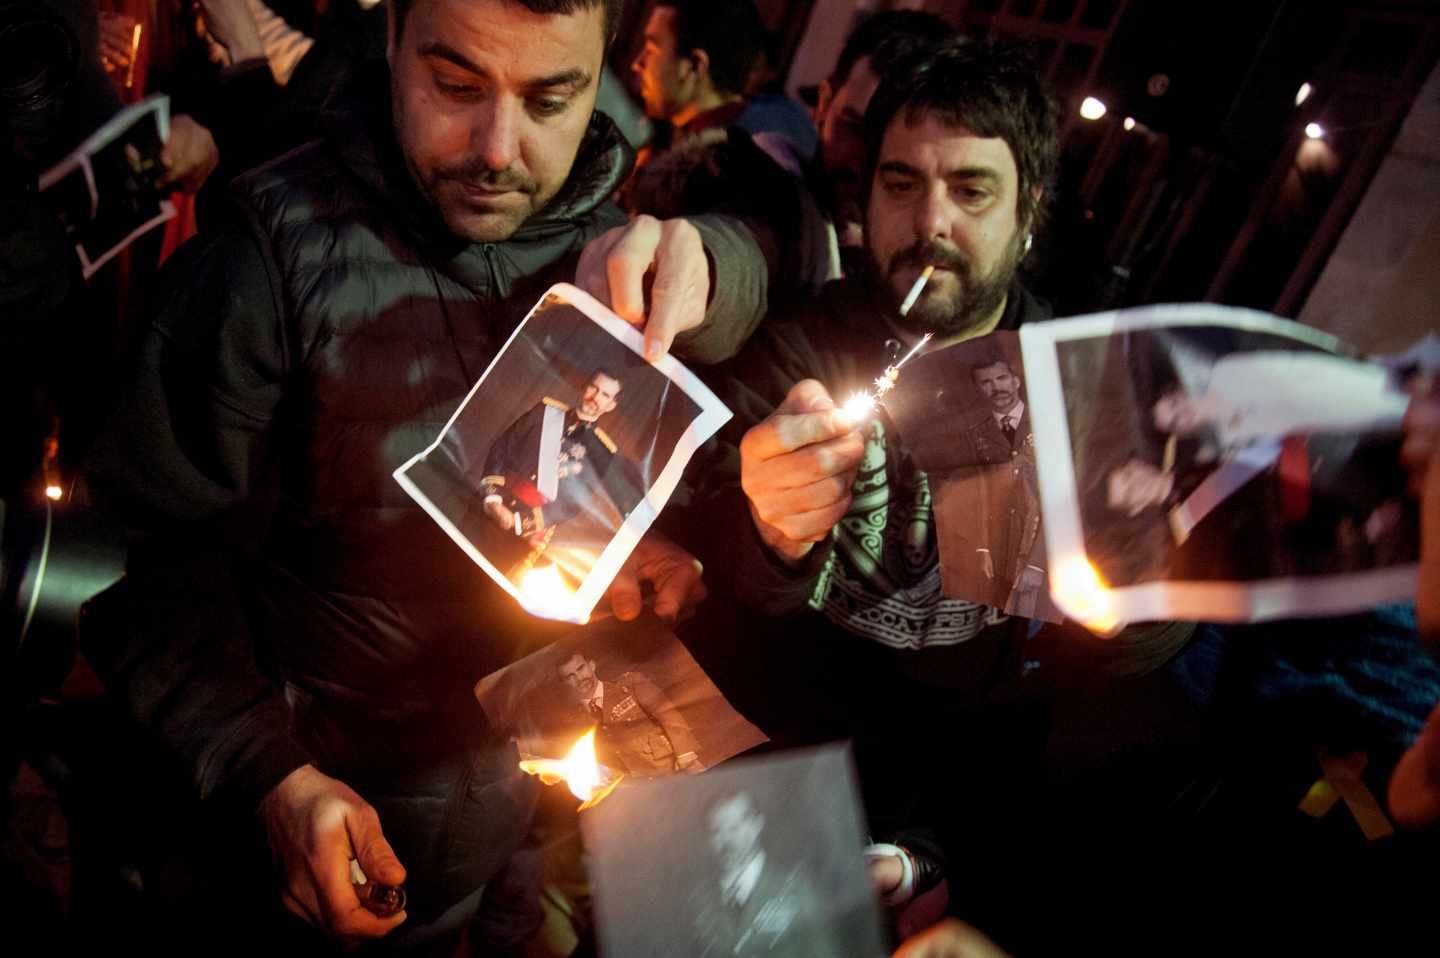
1064,326,1418,590
887,334,1061,621
477,368,647,585
582,745,885,958
397,292,705,595
473,612,766,777
553,639,704,778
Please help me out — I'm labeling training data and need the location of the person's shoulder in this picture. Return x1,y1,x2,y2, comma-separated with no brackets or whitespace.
541,397,571,412
1007,280,1054,328
230,140,337,211
591,427,619,454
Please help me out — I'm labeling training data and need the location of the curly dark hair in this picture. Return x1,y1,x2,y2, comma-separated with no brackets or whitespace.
863,38,1060,231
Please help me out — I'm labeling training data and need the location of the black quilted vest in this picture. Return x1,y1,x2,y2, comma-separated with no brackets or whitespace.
232,72,633,732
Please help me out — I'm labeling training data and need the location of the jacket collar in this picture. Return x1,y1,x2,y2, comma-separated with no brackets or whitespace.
321,61,635,251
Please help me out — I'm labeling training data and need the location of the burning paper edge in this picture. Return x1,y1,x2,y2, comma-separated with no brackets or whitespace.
518,728,627,807
391,282,734,625
1048,557,1122,636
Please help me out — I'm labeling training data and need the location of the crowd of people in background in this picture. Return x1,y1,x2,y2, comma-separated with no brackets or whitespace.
3,0,1438,956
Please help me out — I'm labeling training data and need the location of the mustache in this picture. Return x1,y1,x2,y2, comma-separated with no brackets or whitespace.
888,241,969,277
435,158,537,194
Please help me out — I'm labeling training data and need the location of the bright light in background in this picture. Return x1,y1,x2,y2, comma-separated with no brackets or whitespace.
44,485,63,501
1079,96,1107,120
1305,122,1325,140
1122,116,1136,131
1295,82,1313,106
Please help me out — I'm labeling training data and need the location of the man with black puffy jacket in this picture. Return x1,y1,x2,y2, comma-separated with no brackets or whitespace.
85,0,774,949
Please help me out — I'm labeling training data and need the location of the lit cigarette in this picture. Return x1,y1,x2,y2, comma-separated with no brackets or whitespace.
125,23,142,89
898,265,935,317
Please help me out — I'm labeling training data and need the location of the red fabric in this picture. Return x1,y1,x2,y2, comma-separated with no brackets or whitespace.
158,191,197,265
512,479,550,509
1278,434,1311,523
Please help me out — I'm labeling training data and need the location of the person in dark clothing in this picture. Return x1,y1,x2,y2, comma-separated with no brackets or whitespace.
624,0,834,297
807,10,955,257
478,369,646,587
691,39,1194,935
479,370,643,542
83,0,774,949
555,646,701,777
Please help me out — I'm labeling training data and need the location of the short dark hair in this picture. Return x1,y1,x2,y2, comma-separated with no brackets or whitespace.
828,9,953,89
970,357,1018,380
554,639,592,670
590,368,622,390
863,39,1059,231
390,0,625,48
655,0,768,97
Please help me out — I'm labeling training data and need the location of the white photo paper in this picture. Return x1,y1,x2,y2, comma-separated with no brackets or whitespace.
395,283,732,623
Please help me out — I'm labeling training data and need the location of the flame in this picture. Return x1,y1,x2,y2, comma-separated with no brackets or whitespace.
1050,556,1122,635
840,392,876,423
519,729,624,809
44,484,63,501
519,562,574,616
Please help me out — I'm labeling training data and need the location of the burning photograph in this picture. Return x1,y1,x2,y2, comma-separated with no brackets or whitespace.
395,284,731,622
884,331,1063,622
475,612,767,802
582,744,886,958
1021,303,1418,628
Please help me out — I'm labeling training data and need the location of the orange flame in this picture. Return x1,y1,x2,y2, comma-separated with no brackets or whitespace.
519,729,624,809
518,562,576,617
1051,556,1122,636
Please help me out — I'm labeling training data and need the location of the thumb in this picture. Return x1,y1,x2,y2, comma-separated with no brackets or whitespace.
350,811,406,887
609,565,643,621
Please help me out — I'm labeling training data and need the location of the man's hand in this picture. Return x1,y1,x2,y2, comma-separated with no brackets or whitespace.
740,380,865,563
196,0,265,62
867,853,904,897
97,12,137,79
260,765,408,941
893,919,1013,958
977,549,994,579
159,115,219,194
575,215,708,362
605,529,707,624
484,498,516,532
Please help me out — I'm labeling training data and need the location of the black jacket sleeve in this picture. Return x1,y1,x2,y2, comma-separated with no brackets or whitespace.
84,209,311,810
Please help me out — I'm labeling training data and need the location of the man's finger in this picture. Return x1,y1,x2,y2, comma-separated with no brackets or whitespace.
642,219,706,361
770,499,853,543
608,566,643,621
652,560,705,623
776,379,838,416
742,411,857,462
605,216,661,327
749,474,855,524
350,811,406,887
574,240,612,310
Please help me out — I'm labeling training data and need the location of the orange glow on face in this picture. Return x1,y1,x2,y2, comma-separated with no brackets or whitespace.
1051,556,1122,635
518,728,623,809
